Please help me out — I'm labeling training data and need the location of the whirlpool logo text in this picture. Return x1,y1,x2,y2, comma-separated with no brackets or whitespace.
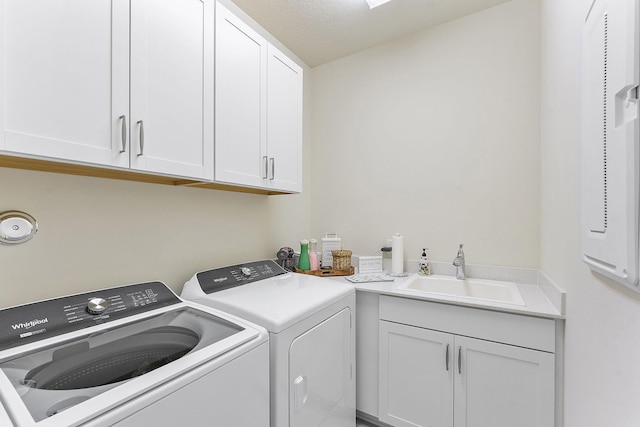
11,318,48,331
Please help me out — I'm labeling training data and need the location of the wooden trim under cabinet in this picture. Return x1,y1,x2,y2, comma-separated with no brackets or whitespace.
0,154,290,195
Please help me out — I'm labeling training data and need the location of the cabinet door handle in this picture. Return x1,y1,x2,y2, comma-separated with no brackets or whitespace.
445,344,450,371
458,346,462,374
137,120,144,157
119,115,127,153
269,157,275,180
263,156,269,179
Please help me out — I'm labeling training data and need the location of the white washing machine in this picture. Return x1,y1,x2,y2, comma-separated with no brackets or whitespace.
0,399,12,425
182,260,356,427
0,281,269,427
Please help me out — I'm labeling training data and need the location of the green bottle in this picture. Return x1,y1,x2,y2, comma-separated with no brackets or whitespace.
298,239,310,270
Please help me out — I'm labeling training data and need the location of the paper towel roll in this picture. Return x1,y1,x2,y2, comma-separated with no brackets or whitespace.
392,233,403,274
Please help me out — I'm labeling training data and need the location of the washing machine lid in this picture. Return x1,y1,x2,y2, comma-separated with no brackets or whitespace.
0,282,264,426
184,261,354,333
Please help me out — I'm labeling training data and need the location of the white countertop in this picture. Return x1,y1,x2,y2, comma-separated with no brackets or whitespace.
328,263,565,320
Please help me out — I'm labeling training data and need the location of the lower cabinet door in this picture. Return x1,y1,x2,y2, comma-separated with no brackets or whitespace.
453,336,555,427
379,321,454,427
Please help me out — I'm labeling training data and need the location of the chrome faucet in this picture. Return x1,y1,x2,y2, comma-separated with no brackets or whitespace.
452,244,465,279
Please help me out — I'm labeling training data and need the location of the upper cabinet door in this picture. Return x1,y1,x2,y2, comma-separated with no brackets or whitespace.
214,2,268,188
266,45,303,193
130,0,213,180
0,0,129,167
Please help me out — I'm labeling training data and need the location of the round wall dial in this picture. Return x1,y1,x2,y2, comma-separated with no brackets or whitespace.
0,211,38,245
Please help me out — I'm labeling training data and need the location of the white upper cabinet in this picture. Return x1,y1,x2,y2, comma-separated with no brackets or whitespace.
130,0,213,179
215,2,303,193
0,0,213,180
1,0,299,192
214,3,268,188
266,44,303,193
0,0,129,168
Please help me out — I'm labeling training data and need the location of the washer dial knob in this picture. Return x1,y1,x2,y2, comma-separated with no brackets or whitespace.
241,267,252,277
87,298,108,315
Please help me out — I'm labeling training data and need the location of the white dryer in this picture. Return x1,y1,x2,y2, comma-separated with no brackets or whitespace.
182,260,356,427
0,281,269,427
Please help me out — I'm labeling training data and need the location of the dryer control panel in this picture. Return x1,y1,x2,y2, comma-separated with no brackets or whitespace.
0,282,180,350
196,260,287,294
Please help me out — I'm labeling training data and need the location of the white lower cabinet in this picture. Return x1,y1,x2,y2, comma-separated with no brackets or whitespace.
453,335,554,427
378,296,556,427
379,321,454,427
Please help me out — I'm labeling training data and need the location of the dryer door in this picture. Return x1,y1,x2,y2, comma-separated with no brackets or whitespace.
289,307,351,427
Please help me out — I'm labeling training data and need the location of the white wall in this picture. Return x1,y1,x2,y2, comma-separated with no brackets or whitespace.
0,166,310,309
0,169,264,306
310,0,541,267
540,0,640,426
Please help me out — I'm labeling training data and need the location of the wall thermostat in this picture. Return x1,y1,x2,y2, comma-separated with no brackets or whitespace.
0,211,38,245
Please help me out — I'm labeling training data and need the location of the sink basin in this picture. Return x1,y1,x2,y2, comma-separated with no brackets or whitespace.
397,275,525,306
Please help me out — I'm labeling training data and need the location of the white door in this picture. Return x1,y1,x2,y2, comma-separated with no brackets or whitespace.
266,44,303,193
0,0,129,167
379,321,454,427
454,336,555,427
130,0,213,180
289,308,352,427
214,2,267,188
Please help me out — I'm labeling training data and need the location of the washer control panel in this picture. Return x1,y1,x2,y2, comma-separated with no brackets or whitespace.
0,282,181,351
196,260,287,294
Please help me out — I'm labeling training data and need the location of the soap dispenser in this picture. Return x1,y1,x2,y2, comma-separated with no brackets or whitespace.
419,248,431,276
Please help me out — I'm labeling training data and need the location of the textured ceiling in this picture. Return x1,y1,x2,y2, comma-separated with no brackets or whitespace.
231,0,511,67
